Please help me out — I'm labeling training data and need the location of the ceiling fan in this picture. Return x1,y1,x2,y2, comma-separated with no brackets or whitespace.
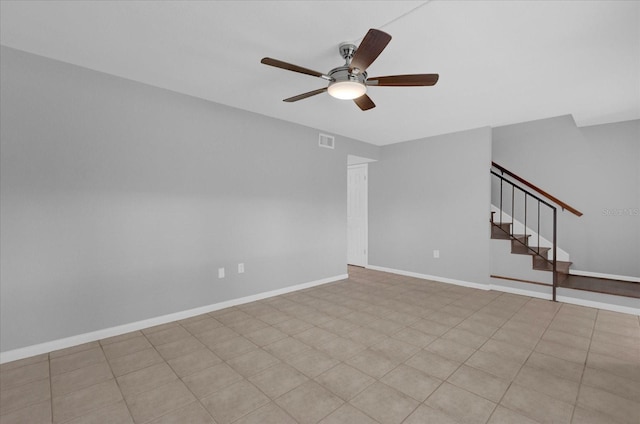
261,28,439,111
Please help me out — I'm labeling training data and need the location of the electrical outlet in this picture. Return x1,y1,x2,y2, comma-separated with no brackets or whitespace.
218,267,225,278
433,249,440,259
238,263,245,274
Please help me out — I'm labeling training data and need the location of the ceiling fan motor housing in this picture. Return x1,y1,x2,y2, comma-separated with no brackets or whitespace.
327,66,368,99
326,43,368,99
328,66,367,84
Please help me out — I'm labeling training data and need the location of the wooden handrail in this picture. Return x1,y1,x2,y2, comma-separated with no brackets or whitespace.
491,161,583,217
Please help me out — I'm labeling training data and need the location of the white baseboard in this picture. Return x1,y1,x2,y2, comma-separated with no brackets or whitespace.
0,273,347,365
570,269,640,283
489,282,553,301
490,286,553,300
556,294,640,316
367,266,639,316
366,265,489,291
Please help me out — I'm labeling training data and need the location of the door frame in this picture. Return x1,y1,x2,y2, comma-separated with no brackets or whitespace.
347,163,368,267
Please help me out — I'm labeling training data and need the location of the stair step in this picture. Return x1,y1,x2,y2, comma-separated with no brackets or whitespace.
490,217,572,283
491,223,512,239
511,234,531,244
511,244,551,256
492,222,511,230
532,256,572,274
559,275,640,299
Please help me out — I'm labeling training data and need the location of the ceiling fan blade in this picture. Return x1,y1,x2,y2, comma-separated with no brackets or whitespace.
283,87,328,103
261,57,329,79
354,94,376,111
349,29,392,74
367,74,440,86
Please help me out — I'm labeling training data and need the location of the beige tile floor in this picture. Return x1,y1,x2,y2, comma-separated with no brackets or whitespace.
1,266,639,424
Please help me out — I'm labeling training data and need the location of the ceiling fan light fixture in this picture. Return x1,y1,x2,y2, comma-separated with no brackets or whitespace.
327,80,367,100
261,29,438,110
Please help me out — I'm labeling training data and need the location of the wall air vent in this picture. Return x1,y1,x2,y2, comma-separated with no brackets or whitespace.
318,133,335,149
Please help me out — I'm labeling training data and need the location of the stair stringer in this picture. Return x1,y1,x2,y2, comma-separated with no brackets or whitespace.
491,205,570,262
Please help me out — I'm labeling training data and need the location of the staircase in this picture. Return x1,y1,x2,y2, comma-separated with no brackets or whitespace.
490,162,580,301
490,210,571,284
490,162,640,305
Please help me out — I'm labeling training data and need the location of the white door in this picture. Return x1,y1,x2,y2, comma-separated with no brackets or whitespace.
347,164,368,266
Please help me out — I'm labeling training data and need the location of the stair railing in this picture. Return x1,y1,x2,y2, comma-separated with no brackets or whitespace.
492,162,583,217
490,162,582,301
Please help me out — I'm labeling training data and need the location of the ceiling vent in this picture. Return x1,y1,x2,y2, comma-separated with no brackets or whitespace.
319,133,335,149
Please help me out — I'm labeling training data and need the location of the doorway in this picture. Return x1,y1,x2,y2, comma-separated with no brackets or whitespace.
347,164,368,266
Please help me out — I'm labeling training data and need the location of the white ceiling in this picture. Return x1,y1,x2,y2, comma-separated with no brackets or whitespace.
1,1,638,145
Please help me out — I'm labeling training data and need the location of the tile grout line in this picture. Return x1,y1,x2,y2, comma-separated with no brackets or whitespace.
178,315,306,424
168,320,269,423
48,353,54,423
171,320,243,424
402,286,528,420
241,295,374,423
52,343,116,423
567,307,598,424
452,292,532,423
447,316,508,422
497,301,571,423
48,340,136,423
285,280,417,423
455,294,544,423
324,291,413,424
101,336,142,424
393,291,530,423
102,327,201,423
566,308,633,424
344,321,419,424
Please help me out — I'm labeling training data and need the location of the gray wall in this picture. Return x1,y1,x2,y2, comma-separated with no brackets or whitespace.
0,46,377,352
493,115,639,277
579,120,639,277
369,127,492,284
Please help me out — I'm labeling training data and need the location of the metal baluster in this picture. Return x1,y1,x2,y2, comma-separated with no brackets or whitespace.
511,185,515,237
553,208,557,302
499,178,503,227
537,202,540,255
524,194,528,252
